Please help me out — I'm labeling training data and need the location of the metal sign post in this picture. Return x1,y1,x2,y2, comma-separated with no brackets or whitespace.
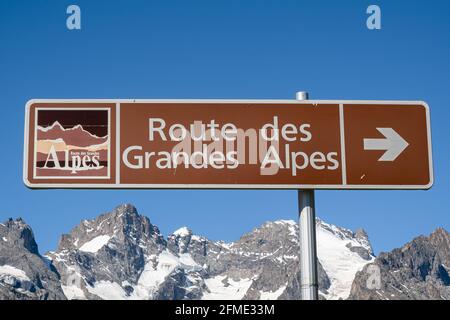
296,91,319,300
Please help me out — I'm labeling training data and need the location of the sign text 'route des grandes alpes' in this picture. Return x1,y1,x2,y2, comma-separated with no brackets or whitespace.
23,100,433,189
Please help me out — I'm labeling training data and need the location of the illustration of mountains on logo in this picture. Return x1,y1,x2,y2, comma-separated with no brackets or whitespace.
34,109,110,178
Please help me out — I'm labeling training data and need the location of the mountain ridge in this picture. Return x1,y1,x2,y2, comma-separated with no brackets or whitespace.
1,204,448,300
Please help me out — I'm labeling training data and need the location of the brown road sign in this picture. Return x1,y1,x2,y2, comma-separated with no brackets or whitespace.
23,99,433,189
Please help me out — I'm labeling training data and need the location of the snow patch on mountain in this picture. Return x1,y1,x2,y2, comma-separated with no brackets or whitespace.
82,249,203,300
79,235,111,253
260,285,286,300
87,280,127,300
62,284,86,300
173,227,191,237
203,275,254,300
316,220,374,300
0,265,30,281
135,251,179,296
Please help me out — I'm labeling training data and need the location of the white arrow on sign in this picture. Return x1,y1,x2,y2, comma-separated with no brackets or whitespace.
363,128,409,162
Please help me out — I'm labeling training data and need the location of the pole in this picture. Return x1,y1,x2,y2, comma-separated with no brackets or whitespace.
296,91,319,300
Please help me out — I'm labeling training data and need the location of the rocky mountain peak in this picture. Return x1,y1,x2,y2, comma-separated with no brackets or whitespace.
0,218,39,255
172,227,192,238
113,203,138,216
167,227,214,261
167,227,194,254
0,218,66,300
429,227,450,245
349,227,450,300
56,204,165,253
46,205,170,299
235,219,298,257
355,228,368,240
354,228,373,255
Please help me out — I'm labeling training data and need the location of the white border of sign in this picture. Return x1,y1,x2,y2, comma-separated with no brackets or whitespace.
23,99,434,190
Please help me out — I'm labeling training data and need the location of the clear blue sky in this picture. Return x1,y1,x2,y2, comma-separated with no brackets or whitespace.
0,0,449,254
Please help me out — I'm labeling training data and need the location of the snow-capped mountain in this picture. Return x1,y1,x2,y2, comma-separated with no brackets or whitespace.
1,204,448,300
316,219,374,299
0,218,66,299
44,204,372,300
